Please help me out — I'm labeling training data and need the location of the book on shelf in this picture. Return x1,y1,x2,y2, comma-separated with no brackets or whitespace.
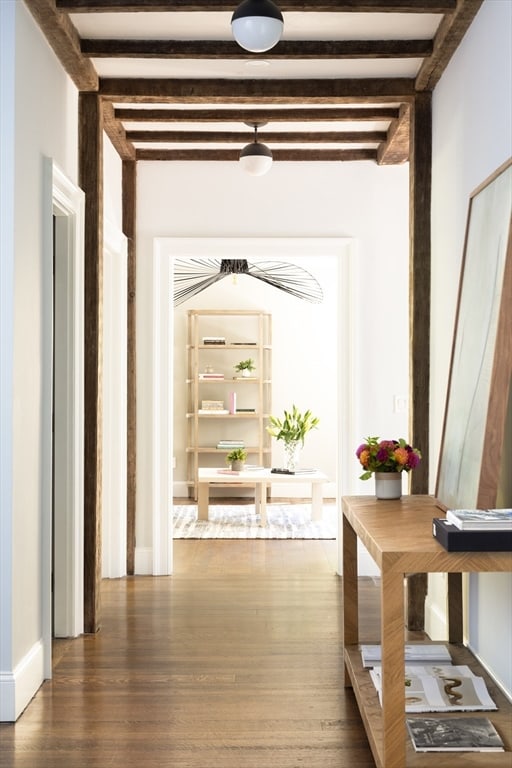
235,408,256,413
360,643,451,668
201,400,224,410
445,508,512,530
369,669,497,713
433,518,512,551
233,376,258,381
198,409,229,415
202,336,225,345
228,392,237,414
198,373,224,380
406,716,505,752
230,341,257,345
217,441,245,448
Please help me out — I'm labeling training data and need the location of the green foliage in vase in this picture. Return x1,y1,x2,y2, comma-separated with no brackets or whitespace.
234,358,255,372
267,404,319,446
226,447,247,463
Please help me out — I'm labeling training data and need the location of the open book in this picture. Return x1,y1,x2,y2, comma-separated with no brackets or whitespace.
369,666,497,712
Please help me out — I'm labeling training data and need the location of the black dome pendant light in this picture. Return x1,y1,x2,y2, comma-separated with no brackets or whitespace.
239,122,273,176
231,0,284,53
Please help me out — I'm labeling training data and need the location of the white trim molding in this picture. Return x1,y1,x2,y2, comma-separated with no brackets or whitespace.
0,641,44,722
43,159,85,659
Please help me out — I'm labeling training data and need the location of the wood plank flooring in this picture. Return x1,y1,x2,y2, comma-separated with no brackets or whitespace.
0,539,418,768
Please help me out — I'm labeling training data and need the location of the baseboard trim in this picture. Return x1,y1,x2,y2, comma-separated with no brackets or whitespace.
134,546,153,575
0,639,44,722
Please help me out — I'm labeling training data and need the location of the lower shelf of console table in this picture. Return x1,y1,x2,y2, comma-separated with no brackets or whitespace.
344,643,512,767
342,494,512,768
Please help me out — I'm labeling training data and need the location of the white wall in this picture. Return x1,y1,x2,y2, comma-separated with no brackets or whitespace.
429,0,512,695
136,160,411,572
0,1,79,720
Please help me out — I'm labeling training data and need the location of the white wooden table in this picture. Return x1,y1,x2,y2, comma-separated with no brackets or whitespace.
197,467,328,526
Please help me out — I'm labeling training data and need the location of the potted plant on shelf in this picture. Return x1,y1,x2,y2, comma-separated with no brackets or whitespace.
355,436,422,499
267,404,319,471
226,447,247,471
234,358,256,378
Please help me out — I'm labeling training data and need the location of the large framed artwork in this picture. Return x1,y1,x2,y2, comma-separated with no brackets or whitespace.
436,159,512,510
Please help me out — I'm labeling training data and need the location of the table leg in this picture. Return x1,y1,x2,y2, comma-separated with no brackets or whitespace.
311,482,323,520
381,570,406,768
197,482,209,521
256,482,267,526
342,514,358,687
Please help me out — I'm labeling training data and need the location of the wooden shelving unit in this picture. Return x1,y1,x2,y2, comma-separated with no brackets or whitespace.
341,495,512,768
186,309,272,499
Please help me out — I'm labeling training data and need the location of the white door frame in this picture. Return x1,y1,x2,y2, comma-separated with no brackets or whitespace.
42,159,85,676
147,237,357,576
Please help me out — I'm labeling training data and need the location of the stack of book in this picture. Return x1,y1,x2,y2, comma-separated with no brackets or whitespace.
198,400,228,415
216,440,245,450
432,508,512,551
198,372,224,380
202,336,225,345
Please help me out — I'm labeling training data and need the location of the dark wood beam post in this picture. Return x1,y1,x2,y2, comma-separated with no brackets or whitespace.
79,92,104,633
407,91,432,630
123,160,137,575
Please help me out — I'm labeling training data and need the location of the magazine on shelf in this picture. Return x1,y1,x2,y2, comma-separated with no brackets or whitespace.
369,669,497,713
446,508,512,530
406,716,505,752
360,644,451,668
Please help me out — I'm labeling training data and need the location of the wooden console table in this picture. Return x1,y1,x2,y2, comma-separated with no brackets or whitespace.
342,495,512,768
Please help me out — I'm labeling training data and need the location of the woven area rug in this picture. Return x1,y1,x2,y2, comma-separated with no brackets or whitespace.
172,503,337,539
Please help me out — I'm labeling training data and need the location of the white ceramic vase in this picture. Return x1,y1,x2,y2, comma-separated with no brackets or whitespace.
374,472,402,500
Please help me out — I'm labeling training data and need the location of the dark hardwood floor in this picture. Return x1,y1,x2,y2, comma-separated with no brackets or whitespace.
0,539,418,768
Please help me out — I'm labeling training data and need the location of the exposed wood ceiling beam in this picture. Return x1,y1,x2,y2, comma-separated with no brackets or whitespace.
126,129,387,142
57,0,457,12
100,78,416,102
114,106,400,122
102,101,136,160
24,0,98,90
135,148,378,161
377,102,410,164
82,39,433,59
415,0,483,89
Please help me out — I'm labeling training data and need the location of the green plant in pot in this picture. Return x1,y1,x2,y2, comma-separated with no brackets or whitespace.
267,404,319,471
234,358,255,377
226,447,247,471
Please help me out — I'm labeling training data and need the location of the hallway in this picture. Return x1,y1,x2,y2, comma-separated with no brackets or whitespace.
1,540,386,768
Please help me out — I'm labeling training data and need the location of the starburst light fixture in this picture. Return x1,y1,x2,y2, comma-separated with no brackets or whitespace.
173,259,323,306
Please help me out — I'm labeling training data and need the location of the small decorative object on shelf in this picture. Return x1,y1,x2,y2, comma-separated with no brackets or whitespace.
267,404,319,472
234,358,256,378
356,436,422,500
226,447,247,471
